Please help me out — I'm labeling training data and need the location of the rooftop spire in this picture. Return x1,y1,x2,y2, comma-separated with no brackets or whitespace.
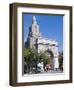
32,16,37,24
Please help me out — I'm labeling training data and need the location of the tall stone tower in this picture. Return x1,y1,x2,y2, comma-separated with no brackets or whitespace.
27,16,40,49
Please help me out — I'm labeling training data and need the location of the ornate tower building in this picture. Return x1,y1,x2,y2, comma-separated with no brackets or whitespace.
27,16,40,49
25,16,59,70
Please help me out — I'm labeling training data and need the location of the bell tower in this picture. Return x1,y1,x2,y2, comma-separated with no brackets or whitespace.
28,16,40,48
30,16,40,38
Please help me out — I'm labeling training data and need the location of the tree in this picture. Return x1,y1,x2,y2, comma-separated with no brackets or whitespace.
24,48,34,73
38,52,51,66
24,48,39,73
59,52,63,71
24,48,51,73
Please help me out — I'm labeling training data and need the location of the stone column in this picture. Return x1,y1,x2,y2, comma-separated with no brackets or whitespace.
53,47,59,70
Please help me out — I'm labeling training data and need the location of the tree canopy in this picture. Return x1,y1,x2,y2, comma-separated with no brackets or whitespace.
24,48,51,66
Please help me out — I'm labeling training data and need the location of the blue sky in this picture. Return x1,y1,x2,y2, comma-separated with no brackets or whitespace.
23,13,63,52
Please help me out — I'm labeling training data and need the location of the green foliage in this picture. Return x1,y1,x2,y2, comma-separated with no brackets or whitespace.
24,48,50,66
38,52,50,65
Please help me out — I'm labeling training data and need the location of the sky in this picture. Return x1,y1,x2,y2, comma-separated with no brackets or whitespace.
23,13,63,52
